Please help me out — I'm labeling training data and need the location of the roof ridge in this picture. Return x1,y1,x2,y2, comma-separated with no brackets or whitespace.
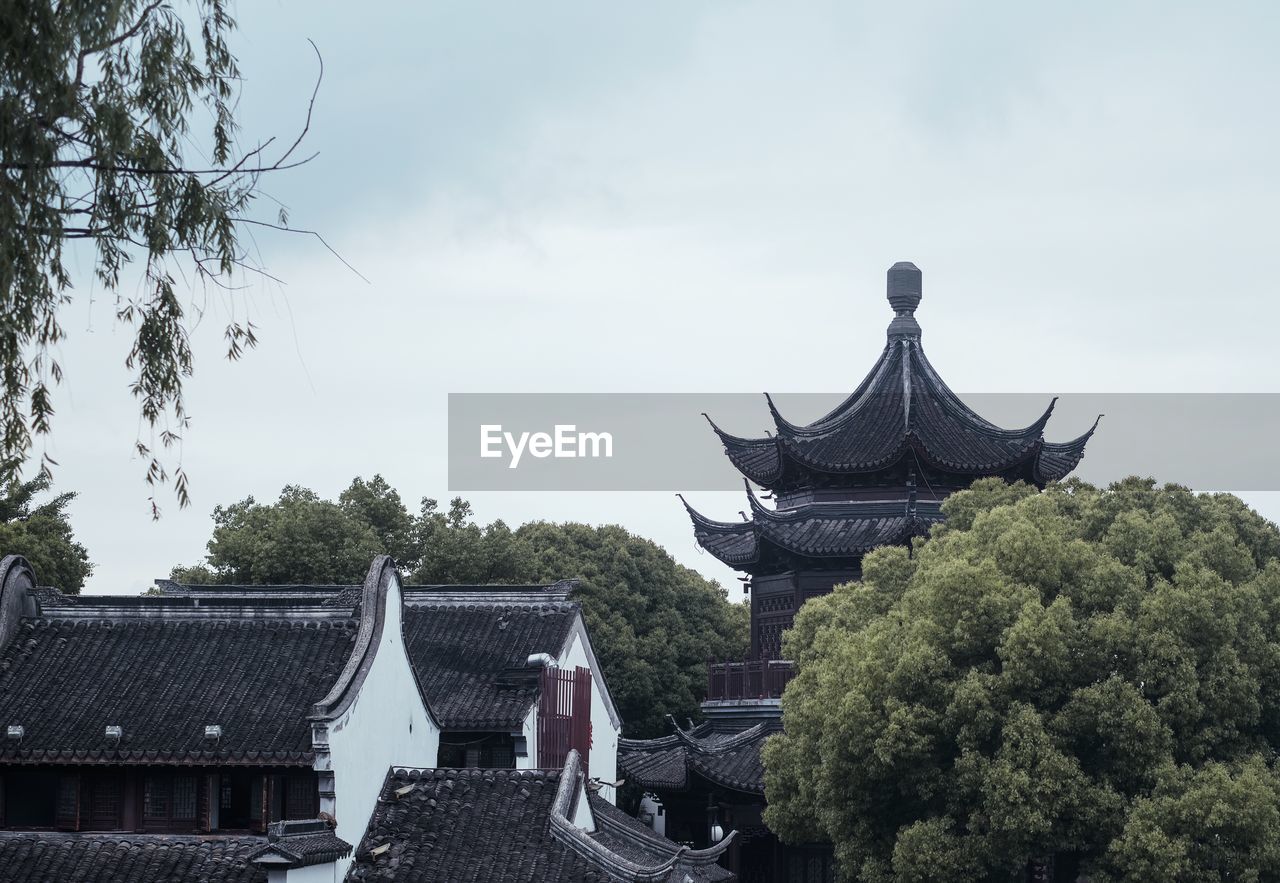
548,750,735,883
23,615,358,628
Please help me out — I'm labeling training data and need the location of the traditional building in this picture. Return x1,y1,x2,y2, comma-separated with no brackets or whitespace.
0,553,431,881
621,262,1097,883
0,555,659,881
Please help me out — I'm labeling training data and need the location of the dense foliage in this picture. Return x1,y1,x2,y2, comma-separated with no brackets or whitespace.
764,477,1280,882
1,1,316,507
0,475,92,592
173,478,749,736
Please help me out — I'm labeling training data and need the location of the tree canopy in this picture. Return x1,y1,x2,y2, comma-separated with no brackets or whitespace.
173,477,749,736
1,1,321,509
764,477,1280,882
0,475,92,592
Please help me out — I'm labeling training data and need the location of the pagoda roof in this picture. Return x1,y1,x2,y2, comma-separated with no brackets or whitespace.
705,262,1099,489
679,486,943,569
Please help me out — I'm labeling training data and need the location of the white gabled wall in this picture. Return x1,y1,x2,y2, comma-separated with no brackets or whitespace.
318,571,438,879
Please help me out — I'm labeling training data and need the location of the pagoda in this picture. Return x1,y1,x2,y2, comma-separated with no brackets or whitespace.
620,263,1099,882
682,261,1098,658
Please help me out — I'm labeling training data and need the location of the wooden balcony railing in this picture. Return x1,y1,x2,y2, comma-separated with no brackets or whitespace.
706,656,795,701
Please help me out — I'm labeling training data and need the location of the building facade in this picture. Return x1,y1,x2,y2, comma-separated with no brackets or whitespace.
0,554,651,881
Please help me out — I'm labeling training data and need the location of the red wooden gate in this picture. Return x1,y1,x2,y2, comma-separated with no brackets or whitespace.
537,666,592,776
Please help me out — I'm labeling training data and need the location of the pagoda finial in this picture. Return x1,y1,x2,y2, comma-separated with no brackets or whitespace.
886,262,922,339
887,262,922,314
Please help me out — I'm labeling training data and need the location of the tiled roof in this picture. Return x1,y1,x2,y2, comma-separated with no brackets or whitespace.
402,602,578,729
618,721,781,795
153,579,587,731
704,267,1097,490
0,832,266,882
684,495,944,568
691,266,1097,576
249,819,353,868
586,794,734,883
346,767,608,882
346,759,734,883
0,609,359,764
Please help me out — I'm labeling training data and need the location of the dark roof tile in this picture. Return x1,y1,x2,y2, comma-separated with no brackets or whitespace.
403,603,578,730
0,832,266,882
346,762,734,883
619,722,781,795
0,617,359,764
346,767,607,882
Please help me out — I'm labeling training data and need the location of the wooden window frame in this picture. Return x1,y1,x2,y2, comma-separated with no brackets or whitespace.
140,771,200,833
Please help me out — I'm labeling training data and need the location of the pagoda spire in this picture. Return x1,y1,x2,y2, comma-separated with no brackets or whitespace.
886,261,923,341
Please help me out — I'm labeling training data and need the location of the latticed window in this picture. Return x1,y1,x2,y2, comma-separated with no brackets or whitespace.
55,775,79,830
172,776,197,821
143,776,168,822
86,774,123,830
757,593,794,614
143,772,198,830
757,620,786,657
285,774,316,820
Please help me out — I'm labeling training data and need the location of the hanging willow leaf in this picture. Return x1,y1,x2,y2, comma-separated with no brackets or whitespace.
0,1,331,513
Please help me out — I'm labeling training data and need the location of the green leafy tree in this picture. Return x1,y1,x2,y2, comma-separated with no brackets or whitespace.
339,475,417,566
1,1,322,509
411,497,535,584
0,475,92,591
175,479,749,735
171,484,382,585
764,477,1280,882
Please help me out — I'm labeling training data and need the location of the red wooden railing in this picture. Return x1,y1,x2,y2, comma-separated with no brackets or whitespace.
706,656,795,701
538,665,592,776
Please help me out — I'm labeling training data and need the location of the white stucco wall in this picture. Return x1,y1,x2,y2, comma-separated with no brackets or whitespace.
275,861,343,883
319,572,439,879
518,704,538,771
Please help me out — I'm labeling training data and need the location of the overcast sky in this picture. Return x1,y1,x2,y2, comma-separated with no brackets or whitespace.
43,1,1280,594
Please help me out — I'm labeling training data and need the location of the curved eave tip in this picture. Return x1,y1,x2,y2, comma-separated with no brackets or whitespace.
704,411,770,447
676,493,719,527
763,392,796,432
1028,396,1059,435
1070,413,1104,443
